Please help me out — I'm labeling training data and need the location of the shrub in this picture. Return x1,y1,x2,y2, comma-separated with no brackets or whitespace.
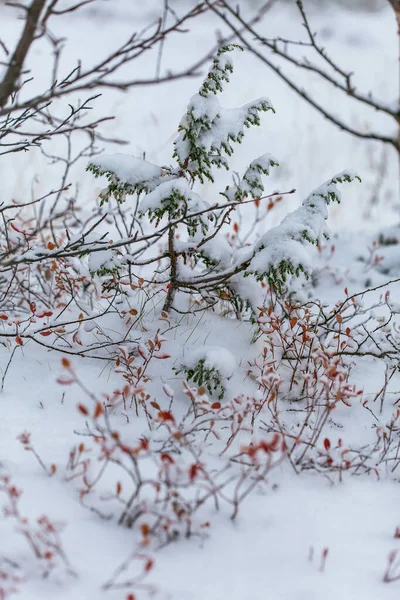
87,44,359,324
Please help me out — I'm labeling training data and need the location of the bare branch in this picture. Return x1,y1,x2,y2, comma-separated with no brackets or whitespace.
206,0,399,152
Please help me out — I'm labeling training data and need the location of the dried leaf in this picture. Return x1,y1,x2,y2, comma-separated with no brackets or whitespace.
93,402,103,419
323,438,331,451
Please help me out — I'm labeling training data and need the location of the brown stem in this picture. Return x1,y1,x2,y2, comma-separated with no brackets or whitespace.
0,0,47,107
163,224,177,312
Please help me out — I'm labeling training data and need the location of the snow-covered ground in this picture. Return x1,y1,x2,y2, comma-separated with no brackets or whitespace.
1,1,400,599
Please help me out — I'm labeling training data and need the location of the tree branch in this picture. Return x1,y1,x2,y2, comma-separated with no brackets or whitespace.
0,0,47,107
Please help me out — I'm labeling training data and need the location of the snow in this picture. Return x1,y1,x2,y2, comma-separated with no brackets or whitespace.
1,1,400,600
91,155,163,186
174,96,274,174
140,178,208,216
89,154,169,199
88,249,117,273
180,345,236,380
243,171,361,288
174,45,274,182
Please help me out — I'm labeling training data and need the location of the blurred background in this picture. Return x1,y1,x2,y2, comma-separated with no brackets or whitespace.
275,0,386,8
0,0,398,233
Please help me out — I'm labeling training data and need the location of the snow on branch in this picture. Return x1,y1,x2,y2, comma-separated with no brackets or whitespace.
87,154,177,203
222,153,279,203
173,45,275,183
245,171,361,293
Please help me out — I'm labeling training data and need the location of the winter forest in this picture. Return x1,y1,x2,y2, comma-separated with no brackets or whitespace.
0,0,399,598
